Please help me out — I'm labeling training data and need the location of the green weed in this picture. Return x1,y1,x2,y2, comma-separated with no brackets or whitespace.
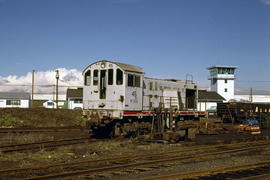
0,114,23,127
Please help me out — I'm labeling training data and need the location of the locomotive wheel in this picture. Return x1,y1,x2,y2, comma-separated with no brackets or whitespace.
112,122,121,137
91,123,114,138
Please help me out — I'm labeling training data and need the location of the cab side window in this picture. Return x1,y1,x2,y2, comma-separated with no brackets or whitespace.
128,74,134,87
128,74,140,87
135,76,140,87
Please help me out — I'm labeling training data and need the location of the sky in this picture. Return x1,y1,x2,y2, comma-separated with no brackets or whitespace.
0,0,270,94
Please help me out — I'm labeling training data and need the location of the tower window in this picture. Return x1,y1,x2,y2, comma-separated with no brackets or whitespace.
225,88,227,92
225,79,227,84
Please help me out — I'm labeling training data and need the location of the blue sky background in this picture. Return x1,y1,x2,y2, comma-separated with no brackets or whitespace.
0,0,269,93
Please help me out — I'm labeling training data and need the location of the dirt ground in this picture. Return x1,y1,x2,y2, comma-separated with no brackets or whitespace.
1,109,270,179
1,127,270,175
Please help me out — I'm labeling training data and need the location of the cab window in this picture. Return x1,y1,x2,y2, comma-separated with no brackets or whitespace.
135,76,140,87
128,74,134,87
108,69,113,85
93,70,98,86
149,82,153,90
84,70,91,86
116,69,123,85
128,74,140,87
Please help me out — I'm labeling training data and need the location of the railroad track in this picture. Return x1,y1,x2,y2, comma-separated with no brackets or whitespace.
0,127,86,133
2,139,270,179
143,161,270,180
0,137,94,153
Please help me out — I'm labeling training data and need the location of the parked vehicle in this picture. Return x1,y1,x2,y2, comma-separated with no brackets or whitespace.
217,102,270,123
238,119,261,135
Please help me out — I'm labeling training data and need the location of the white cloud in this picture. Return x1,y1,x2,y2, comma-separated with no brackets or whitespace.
234,88,248,95
0,68,83,94
261,0,270,5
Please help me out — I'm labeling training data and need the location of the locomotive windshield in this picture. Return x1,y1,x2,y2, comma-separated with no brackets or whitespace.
93,70,98,85
84,70,91,86
117,69,123,85
108,69,113,85
100,70,106,99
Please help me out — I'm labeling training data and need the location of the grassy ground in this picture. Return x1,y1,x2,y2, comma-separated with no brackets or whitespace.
0,108,87,128
0,133,55,146
0,139,183,170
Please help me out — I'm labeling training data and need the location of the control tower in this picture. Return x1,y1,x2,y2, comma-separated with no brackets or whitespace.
207,66,237,102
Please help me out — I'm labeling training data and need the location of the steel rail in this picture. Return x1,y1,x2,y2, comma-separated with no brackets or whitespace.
0,127,86,133
6,140,270,180
141,161,270,180
0,137,93,153
1,139,268,175
22,144,270,180
239,173,270,180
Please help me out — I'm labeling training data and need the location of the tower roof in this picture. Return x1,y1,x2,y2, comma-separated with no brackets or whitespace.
207,65,237,70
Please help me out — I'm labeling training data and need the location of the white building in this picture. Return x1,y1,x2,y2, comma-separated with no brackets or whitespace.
66,88,83,109
32,94,66,108
207,65,237,102
197,90,225,112
234,94,270,103
0,92,30,108
43,100,56,109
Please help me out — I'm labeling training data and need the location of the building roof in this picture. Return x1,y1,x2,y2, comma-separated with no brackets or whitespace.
83,60,144,74
66,88,83,100
0,92,30,100
198,90,225,102
207,65,238,70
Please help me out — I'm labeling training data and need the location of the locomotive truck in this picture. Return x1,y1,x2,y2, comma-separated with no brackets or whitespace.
83,60,205,137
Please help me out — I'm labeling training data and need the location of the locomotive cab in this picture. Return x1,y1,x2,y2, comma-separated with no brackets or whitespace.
83,60,144,119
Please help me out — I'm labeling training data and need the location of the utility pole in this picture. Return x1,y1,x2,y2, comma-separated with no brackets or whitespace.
31,70,35,108
55,70,59,109
249,88,253,103
169,97,172,130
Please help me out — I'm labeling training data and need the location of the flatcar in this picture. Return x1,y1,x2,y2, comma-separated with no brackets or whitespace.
82,60,205,136
217,102,270,124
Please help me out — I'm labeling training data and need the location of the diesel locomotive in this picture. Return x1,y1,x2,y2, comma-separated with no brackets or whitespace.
83,60,205,136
